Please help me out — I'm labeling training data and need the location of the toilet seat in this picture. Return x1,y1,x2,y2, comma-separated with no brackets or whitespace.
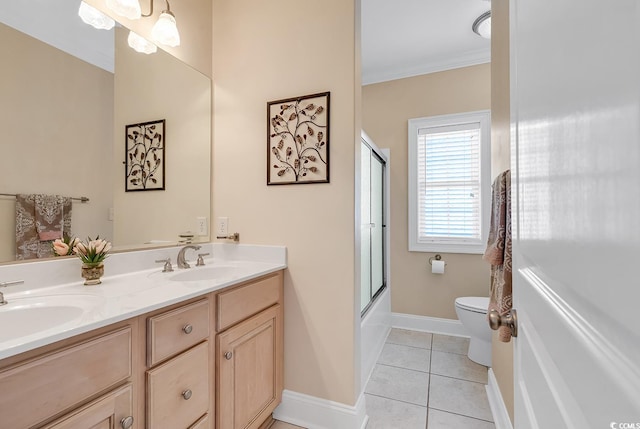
455,297,489,314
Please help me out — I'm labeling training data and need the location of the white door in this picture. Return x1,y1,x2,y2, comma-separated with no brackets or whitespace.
510,0,640,427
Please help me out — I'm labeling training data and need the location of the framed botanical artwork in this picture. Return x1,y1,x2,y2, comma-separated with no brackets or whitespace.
267,92,330,185
125,119,165,192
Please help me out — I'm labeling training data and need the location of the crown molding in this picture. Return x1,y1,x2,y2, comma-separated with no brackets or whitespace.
362,48,491,86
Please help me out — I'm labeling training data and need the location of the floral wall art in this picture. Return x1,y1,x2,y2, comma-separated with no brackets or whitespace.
125,119,165,191
267,92,330,185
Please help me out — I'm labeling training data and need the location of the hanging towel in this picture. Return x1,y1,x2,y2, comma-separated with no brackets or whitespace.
483,170,513,342
35,194,70,241
15,194,72,260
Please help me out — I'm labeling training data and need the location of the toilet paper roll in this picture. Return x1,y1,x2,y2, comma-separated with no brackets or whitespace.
431,260,445,274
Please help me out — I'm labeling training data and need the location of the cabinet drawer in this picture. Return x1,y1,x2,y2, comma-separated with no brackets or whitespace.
148,299,210,366
147,341,210,429
0,327,132,429
189,413,210,429
217,272,282,331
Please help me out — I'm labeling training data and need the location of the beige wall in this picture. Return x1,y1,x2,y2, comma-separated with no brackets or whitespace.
362,66,492,319
0,23,113,261
213,0,360,405
85,0,212,78
491,0,515,423
113,28,211,247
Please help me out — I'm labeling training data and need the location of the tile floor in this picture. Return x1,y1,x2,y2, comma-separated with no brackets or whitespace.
272,328,495,429
365,329,495,429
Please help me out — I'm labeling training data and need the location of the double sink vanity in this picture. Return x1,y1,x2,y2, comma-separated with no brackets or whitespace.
0,243,286,429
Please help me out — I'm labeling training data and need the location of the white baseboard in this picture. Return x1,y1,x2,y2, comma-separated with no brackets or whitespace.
273,390,368,429
486,369,513,429
391,313,469,337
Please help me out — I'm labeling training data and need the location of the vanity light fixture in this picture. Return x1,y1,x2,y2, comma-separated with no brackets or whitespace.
78,1,115,30
106,0,142,20
472,11,491,39
127,31,158,54
151,4,181,47
105,0,181,47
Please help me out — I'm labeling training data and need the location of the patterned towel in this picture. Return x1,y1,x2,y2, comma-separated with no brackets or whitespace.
483,170,512,342
15,194,72,260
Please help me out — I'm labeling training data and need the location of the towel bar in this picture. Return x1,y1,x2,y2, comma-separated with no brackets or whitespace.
0,193,89,203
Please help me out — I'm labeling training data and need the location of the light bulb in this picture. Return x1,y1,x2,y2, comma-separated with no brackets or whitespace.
106,0,142,20
127,31,157,54
151,11,181,47
78,2,115,30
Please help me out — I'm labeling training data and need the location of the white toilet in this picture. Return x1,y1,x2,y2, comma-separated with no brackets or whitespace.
455,296,492,367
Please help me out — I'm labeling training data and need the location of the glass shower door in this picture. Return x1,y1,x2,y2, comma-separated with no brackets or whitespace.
370,150,384,299
361,139,386,314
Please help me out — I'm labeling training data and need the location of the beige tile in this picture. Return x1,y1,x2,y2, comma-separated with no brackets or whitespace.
377,342,431,372
427,408,495,429
365,364,429,406
365,394,427,429
431,334,470,355
386,328,432,349
429,375,493,422
271,420,306,429
430,351,488,383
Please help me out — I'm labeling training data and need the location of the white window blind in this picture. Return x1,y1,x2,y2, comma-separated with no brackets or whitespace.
418,123,481,242
408,111,490,254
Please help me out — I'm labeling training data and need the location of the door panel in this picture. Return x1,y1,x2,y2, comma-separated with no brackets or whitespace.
360,141,372,312
511,0,640,426
370,151,385,297
43,384,133,429
217,305,283,429
360,136,387,314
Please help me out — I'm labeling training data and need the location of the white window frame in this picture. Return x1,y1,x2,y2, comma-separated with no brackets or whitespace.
408,110,491,254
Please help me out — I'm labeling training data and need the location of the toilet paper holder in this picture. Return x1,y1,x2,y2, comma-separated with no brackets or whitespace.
428,254,446,266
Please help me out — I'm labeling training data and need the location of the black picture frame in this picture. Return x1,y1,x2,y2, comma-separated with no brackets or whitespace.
267,92,330,185
125,119,166,192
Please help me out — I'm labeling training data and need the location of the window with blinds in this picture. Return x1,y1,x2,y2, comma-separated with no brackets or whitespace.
408,111,490,254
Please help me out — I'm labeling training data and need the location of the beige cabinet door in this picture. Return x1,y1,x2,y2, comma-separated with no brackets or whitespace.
43,384,134,429
217,304,283,429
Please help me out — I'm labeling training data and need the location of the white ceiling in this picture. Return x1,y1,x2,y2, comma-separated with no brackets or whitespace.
2,1,489,82
361,0,491,85
0,0,114,72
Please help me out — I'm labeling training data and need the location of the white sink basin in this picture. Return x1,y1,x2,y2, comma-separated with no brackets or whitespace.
0,295,105,342
169,266,239,282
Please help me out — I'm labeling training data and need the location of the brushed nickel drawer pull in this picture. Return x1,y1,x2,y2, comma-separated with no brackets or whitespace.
182,389,193,400
182,324,193,334
224,351,233,360
120,416,134,429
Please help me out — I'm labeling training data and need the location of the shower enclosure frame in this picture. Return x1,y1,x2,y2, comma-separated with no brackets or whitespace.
359,132,388,316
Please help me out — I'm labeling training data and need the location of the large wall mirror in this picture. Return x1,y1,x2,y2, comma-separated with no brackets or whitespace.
0,0,211,263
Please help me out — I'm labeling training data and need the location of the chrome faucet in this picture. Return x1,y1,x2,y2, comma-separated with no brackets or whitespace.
0,280,25,306
176,245,201,269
